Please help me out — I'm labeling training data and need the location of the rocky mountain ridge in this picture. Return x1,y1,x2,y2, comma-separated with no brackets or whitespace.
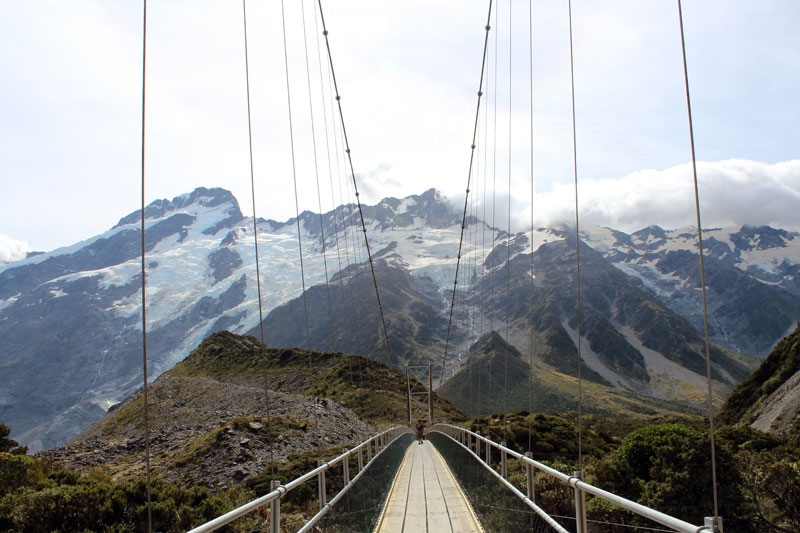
39,331,463,488
1,186,797,449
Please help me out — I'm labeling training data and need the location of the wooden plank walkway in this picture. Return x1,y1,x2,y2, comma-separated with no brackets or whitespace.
376,440,483,533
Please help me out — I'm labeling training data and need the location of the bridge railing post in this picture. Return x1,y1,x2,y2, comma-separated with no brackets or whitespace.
501,442,508,479
358,446,364,471
525,452,535,502
573,470,588,533
485,438,491,465
343,452,350,485
270,480,281,533
367,439,373,462
704,516,723,532
318,460,327,510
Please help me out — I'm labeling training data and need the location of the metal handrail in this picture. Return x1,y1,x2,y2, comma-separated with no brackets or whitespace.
188,425,413,533
432,423,713,533
436,428,570,533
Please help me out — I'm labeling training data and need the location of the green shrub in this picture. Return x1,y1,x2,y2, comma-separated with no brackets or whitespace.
0,422,27,455
0,452,45,497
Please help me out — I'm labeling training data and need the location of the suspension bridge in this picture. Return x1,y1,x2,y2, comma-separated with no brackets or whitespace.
130,0,725,531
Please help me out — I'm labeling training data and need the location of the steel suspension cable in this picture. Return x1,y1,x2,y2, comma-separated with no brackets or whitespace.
527,0,535,455
330,98,364,385
677,0,720,526
313,0,351,355
317,0,394,366
139,2,153,530
342,106,373,336
328,81,364,374
490,2,499,341
328,71,359,340
439,0,495,388
479,40,491,415
469,114,483,413
279,0,319,438
567,0,584,472
299,0,336,348
279,0,313,354
503,0,512,437
486,0,500,404
344,156,371,325
241,0,275,474
338,140,369,334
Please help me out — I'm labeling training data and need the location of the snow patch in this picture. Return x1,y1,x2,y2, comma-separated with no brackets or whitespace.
579,225,619,253
397,197,417,214
0,294,20,312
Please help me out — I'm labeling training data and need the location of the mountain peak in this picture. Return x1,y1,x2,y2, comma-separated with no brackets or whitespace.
419,187,440,200
469,330,522,359
731,225,790,251
113,187,243,229
171,331,268,378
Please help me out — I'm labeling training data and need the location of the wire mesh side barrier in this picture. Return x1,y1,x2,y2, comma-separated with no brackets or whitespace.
187,426,413,533
426,432,567,533
431,424,716,533
316,432,414,532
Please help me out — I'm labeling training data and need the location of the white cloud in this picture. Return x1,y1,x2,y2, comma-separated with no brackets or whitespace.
2,2,800,252
457,159,800,234
0,234,31,265
357,163,398,202
530,159,800,232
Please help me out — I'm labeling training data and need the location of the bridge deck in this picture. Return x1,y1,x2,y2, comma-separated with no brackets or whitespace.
376,439,483,533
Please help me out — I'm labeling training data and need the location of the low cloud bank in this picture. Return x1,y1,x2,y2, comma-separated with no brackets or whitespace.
0,234,31,265
454,159,800,233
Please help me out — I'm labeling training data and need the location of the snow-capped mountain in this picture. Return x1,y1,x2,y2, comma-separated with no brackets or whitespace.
1,186,798,451
579,224,800,355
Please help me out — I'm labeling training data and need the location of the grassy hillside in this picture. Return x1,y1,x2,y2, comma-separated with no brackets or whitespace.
170,330,465,424
717,322,800,429
439,331,702,418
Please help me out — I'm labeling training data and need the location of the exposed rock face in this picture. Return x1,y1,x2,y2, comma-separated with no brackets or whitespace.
40,374,374,489
750,369,800,434
718,322,800,434
2,186,798,449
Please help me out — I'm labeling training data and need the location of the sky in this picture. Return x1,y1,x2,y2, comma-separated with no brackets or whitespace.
1,0,799,262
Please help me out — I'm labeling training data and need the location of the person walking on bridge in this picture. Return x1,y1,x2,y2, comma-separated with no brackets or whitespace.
415,418,425,445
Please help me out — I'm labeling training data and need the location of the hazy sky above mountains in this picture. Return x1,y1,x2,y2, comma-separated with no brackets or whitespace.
1,0,799,262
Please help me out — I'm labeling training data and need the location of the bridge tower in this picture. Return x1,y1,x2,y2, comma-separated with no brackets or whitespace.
406,364,433,425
